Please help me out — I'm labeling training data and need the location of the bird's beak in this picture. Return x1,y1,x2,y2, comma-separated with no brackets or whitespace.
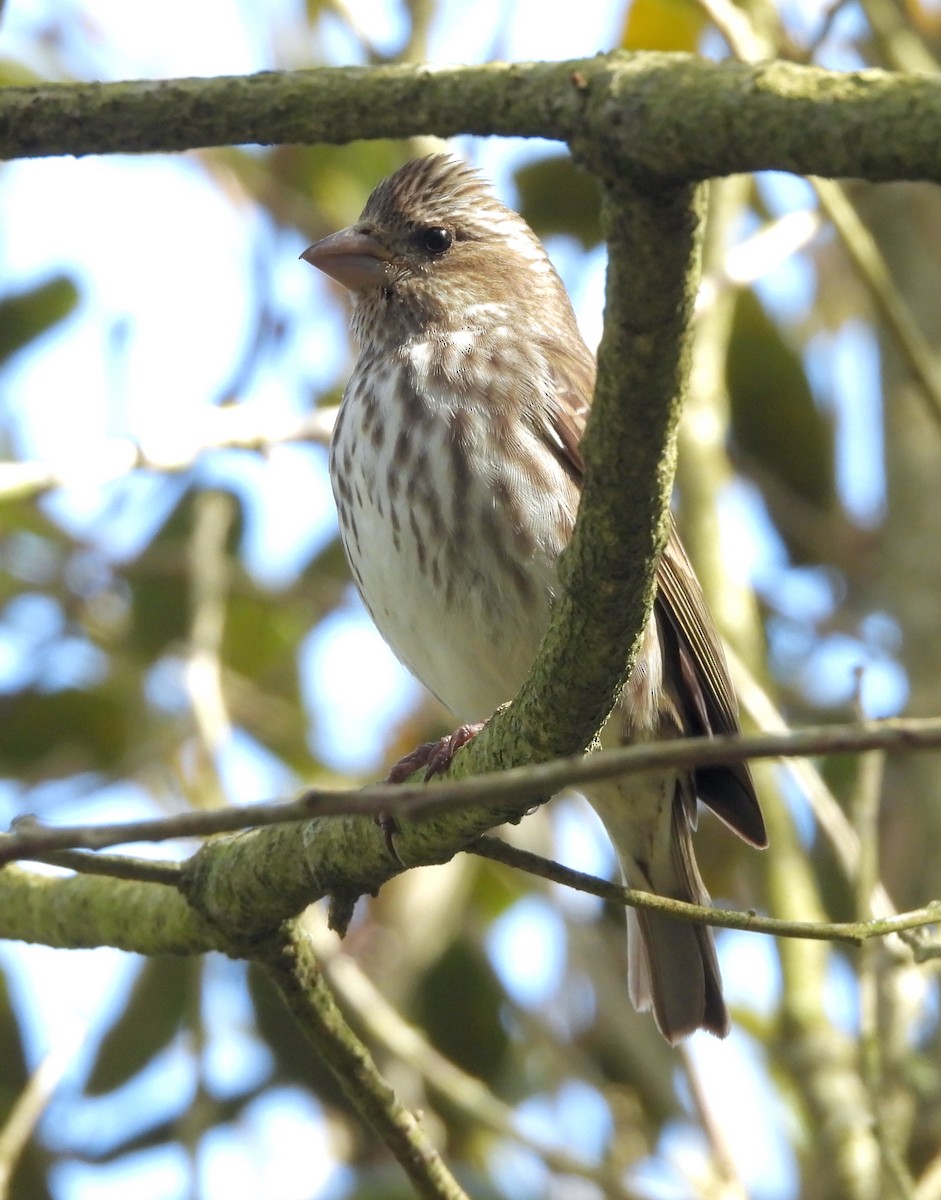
301,227,392,292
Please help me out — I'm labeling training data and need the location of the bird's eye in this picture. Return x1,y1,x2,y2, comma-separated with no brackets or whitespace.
421,227,453,255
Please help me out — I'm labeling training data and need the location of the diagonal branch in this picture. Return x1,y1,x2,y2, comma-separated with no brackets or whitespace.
257,923,470,1200
468,837,941,946
303,907,638,1195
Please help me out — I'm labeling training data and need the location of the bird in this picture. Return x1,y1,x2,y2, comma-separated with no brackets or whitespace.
301,153,766,1043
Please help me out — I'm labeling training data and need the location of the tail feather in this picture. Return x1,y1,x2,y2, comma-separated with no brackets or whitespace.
630,780,730,1041
589,771,732,1043
627,905,729,1043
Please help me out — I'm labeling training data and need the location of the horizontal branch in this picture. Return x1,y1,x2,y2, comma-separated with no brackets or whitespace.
0,863,224,954
3,715,941,864
2,55,941,185
7,821,937,957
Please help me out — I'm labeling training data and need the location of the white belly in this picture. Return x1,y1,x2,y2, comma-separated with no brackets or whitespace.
329,348,576,720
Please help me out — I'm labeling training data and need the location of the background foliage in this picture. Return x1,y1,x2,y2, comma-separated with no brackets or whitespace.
2,1,941,1198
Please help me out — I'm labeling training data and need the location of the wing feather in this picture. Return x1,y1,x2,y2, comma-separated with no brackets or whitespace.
535,343,766,848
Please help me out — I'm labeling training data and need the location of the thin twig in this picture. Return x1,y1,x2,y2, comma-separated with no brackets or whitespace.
467,836,941,945
851,702,918,1200
5,714,941,864
19,848,182,885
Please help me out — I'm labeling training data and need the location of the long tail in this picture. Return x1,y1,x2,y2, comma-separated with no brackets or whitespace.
626,861,728,1043
587,773,729,1043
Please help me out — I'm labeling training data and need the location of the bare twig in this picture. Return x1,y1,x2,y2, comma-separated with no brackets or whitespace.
19,848,182,885
5,715,941,865
468,835,941,945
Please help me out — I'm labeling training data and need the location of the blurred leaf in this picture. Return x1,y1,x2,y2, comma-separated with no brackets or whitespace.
0,685,133,776
0,276,80,369
727,288,835,523
620,0,708,51
203,143,411,238
414,939,508,1084
124,567,189,658
300,530,354,593
85,957,197,1095
513,156,602,250
470,856,528,923
123,486,244,658
291,142,410,227
223,590,307,684
0,57,49,87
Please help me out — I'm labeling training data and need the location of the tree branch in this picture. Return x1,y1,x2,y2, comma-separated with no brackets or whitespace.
463,176,702,770
468,836,941,946
257,923,470,1200
4,716,941,868
0,863,224,954
303,908,636,1195
2,56,941,186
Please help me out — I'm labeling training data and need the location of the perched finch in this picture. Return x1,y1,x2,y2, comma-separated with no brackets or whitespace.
302,154,766,1043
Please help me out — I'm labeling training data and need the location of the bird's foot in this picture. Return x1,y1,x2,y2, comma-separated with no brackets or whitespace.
379,723,486,861
385,722,486,783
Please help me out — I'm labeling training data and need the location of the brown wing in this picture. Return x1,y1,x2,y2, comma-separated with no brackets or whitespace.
656,530,767,847
540,338,593,481
537,336,765,847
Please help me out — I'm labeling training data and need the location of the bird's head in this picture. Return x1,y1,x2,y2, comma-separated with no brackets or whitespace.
301,154,576,343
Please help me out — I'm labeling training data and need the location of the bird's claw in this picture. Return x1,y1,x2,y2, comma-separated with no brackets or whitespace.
384,740,438,784
385,722,485,784
377,723,486,859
